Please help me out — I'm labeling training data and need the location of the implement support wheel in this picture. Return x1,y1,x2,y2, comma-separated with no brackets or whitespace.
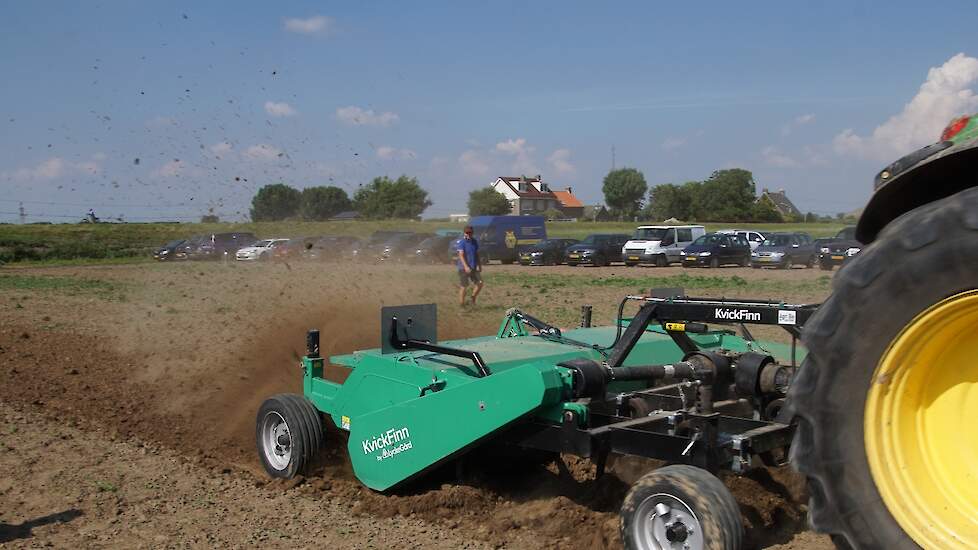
256,393,325,479
620,465,743,550
786,187,978,549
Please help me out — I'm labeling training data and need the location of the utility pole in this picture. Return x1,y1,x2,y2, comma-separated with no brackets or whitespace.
18,202,26,224
611,145,616,171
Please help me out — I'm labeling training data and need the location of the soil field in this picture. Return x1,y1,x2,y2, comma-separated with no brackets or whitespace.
0,260,836,549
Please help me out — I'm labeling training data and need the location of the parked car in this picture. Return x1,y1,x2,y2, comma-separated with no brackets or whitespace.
413,235,458,264
236,239,289,261
565,234,631,266
352,231,413,262
188,232,257,260
305,235,362,262
717,229,766,250
172,234,208,260
622,225,705,266
467,215,547,264
751,232,815,269
379,233,433,262
152,239,186,261
271,237,317,262
817,226,862,270
519,238,579,266
681,233,752,268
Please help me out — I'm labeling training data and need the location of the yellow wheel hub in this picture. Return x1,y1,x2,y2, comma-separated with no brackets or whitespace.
866,289,978,549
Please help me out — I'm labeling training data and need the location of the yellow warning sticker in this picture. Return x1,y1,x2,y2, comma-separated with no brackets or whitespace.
341,416,351,430
664,322,686,332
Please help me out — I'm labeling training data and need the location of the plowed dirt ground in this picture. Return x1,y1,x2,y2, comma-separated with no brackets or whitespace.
0,260,835,549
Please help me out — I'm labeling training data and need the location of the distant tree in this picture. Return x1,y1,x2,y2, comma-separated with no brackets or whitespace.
200,214,220,223
467,187,512,216
602,168,647,220
692,169,757,222
250,183,302,221
804,211,818,223
751,197,783,222
353,175,432,220
648,182,699,221
542,207,564,221
300,186,351,221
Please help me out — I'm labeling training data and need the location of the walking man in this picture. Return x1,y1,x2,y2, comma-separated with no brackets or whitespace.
456,226,483,306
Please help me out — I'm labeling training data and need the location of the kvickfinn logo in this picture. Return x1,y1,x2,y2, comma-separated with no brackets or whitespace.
361,426,413,462
714,308,761,321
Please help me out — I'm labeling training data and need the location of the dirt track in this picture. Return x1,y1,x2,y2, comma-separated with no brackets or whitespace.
0,261,835,549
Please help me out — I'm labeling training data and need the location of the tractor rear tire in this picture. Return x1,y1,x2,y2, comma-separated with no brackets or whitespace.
256,394,325,479
786,186,978,549
621,464,743,550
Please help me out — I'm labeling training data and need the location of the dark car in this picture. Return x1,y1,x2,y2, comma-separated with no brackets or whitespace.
305,235,362,262
171,234,208,260
751,232,815,269
271,237,317,262
681,233,751,268
152,239,186,261
817,226,862,270
564,234,630,266
187,232,257,260
352,231,413,262
379,233,433,262
519,238,579,265
413,235,457,264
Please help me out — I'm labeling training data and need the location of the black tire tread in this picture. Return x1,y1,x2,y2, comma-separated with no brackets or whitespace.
256,393,324,478
620,464,743,550
785,186,978,550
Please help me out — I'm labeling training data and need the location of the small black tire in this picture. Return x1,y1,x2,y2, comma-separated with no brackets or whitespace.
785,186,978,549
256,393,324,479
621,464,743,550
819,262,833,271
740,255,750,267
655,255,669,267
709,256,720,269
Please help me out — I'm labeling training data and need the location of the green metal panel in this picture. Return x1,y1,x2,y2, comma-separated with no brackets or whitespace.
347,361,564,491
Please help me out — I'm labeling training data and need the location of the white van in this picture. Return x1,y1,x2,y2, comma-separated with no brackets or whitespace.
622,225,706,266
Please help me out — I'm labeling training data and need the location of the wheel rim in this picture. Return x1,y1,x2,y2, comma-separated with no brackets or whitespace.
631,493,704,550
260,411,293,471
865,289,978,548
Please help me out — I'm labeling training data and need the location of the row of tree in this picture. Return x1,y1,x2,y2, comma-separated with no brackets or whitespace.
249,176,431,221
601,167,784,222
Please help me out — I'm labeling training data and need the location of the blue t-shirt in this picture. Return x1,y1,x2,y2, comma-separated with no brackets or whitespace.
456,237,479,271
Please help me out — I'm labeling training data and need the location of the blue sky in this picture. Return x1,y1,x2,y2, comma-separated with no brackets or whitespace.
2,1,977,222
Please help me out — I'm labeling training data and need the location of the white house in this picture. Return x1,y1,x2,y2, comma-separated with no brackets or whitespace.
490,175,561,215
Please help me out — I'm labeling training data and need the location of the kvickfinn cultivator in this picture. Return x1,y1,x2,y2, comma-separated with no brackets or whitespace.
258,292,815,550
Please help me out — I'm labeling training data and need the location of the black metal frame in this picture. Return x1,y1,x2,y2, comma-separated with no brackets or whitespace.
501,293,815,474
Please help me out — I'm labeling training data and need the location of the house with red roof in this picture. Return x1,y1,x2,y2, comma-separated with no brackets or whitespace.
490,175,584,218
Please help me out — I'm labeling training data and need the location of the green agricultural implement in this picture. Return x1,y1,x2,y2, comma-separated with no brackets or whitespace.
257,292,814,550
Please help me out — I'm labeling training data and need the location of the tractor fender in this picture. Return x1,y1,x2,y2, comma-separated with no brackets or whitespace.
857,137,978,243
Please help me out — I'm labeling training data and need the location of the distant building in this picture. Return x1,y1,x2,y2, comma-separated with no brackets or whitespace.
583,204,612,222
449,214,470,223
490,175,561,215
757,188,801,220
552,187,585,219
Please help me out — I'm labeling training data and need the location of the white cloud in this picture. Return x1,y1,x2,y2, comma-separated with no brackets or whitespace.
264,101,297,117
335,106,399,127
781,113,816,136
283,15,334,35
495,138,538,175
761,146,801,168
834,53,978,160
244,144,284,161
376,146,416,160
458,150,490,176
494,138,530,155
3,158,66,181
661,136,688,152
154,159,185,177
210,142,233,157
547,149,576,175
